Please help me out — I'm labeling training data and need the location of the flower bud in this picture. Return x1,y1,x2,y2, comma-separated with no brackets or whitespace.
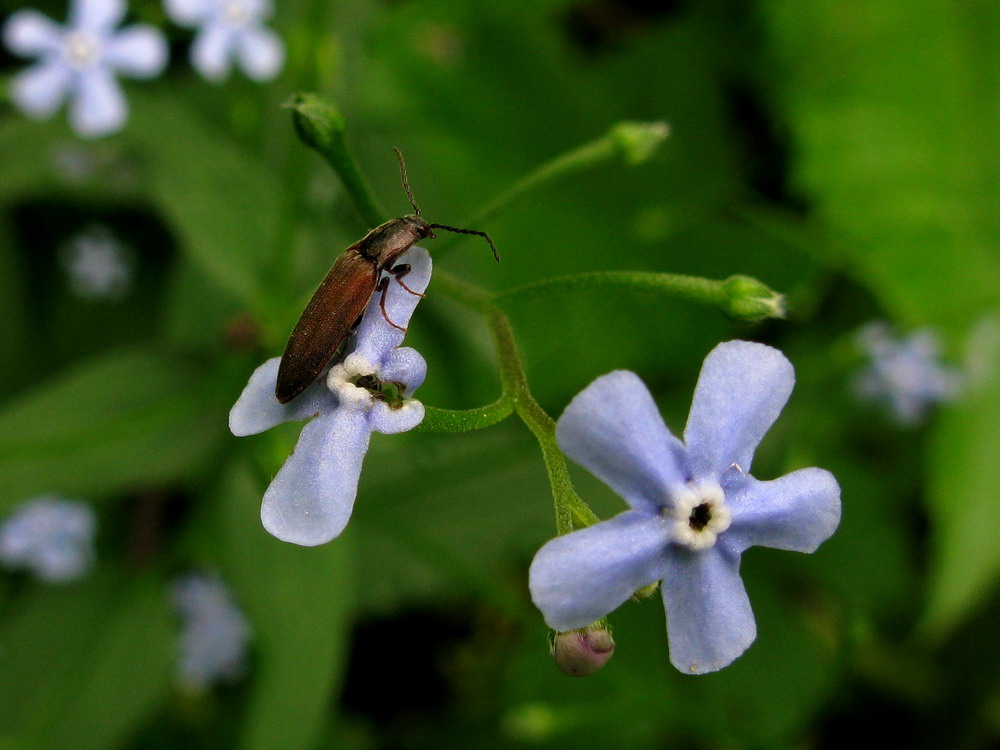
286,93,346,154
610,121,670,165
551,627,615,676
722,274,787,322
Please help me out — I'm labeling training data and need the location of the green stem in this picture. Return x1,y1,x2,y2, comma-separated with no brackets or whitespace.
427,272,597,531
460,139,616,231
418,399,513,433
496,271,786,323
436,121,670,256
286,93,386,228
498,270,725,304
486,309,599,533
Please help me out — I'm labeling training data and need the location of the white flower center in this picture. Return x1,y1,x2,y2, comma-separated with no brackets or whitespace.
221,0,252,26
63,31,101,69
327,353,380,409
664,481,731,551
327,353,408,411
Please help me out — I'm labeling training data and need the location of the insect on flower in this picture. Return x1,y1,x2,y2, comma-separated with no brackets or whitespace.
274,148,499,404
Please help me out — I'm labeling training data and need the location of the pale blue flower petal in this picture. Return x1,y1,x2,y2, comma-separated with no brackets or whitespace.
0,496,97,582
229,357,336,436
71,0,126,33
529,511,671,631
104,25,168,78
725,468,842,554
11,61,72,117
3,10,63,56
260,409,370,546
378,346,427,393
248,0,275,20
191,22,235,81
70,68,126,137
172,572,250,690
236,25,283,81
368,399,425,434
163,0,212,26
661,545,756,674
351,247,433,366
556,371,689,513
684,340,794,480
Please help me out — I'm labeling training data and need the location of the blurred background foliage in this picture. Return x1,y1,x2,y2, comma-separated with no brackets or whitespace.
1,0,1000,748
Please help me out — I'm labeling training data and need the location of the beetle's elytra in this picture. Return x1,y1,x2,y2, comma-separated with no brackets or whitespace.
274,150,498,404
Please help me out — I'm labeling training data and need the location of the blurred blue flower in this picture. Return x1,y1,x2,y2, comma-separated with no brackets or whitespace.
60,224,133,299
171,572,250,691
2,0,167,137
230,248,431,546
529,340,841,674
164,0,284,81
855,321,961,426
0,496,97,582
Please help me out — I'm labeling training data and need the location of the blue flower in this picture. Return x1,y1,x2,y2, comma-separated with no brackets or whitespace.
171,572,250,690
60,224,133,299
163,0,284,82
2,0,168,137
0,495,97,582
855,321,961,426
529,340,841,674
229,247,431,546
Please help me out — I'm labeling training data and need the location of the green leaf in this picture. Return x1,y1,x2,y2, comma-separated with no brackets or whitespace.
0,347,225,506
762,0,1000,328
0,572,174,750
213,460,354,750
923,342,1000,635
123,91,282,306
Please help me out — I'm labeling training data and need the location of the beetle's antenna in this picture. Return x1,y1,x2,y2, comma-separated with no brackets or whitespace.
393,147,421,217
429,224,501,262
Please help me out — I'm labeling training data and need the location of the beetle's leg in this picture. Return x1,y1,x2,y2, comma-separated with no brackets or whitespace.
388,263,427,298
377,276,408,332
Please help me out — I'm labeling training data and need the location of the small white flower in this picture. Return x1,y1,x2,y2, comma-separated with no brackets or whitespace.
2,0,168,138
0,496,97,582
164,0,284,82
61,224,133,299
171,572,251,691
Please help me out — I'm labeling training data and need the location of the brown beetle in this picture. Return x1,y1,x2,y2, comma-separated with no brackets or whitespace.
274,149,498,404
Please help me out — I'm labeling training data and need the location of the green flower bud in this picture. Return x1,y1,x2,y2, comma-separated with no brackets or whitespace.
722,274,787,322
610,121,671,165
286,92,346,154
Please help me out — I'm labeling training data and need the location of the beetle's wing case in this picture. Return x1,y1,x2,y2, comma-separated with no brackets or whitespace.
275,249,380,404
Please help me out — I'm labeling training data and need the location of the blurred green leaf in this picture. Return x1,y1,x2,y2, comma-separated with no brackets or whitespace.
0,347,224,506
762,0,1000,329
0,572,174,750
923,343,1000,635
123,91,282,307
213,460,354,750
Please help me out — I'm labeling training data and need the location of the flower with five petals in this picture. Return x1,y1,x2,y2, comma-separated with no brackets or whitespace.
529,340,841,674
163,0,284,82
3,0,167,137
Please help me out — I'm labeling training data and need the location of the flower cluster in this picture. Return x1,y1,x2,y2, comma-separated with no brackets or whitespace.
529,341,842,674
0,496,97,582
2,0,285,137
171,572,251,690
230,247,432,547
854,321,961,425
